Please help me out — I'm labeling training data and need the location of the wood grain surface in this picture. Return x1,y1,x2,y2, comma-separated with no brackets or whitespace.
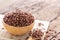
0,0,60,40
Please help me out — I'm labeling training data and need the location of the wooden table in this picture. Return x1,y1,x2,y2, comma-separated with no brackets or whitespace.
0,0,60,40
